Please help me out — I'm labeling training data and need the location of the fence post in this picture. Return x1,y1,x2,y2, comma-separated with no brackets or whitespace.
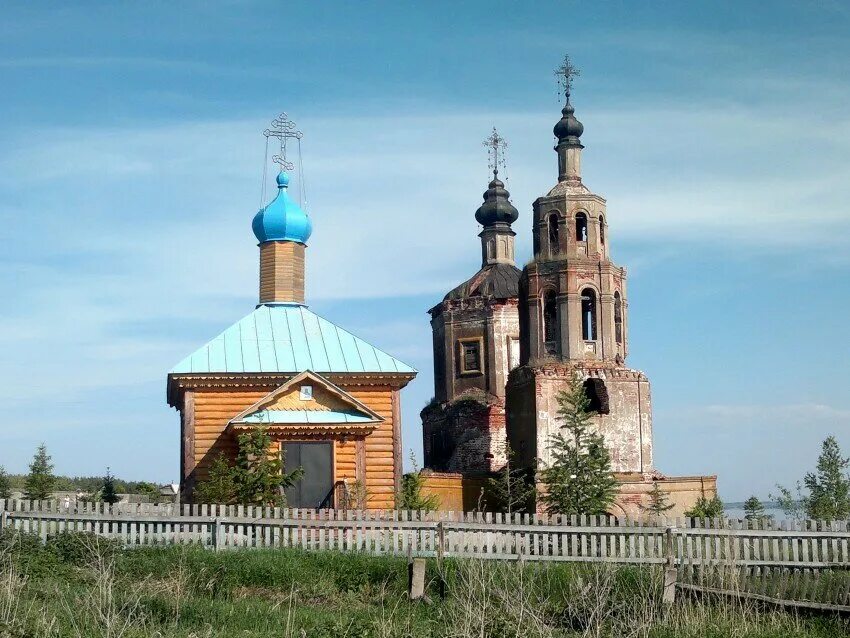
0,500,7,532
663,526,677,604
213,517,221,552
436,521,445,563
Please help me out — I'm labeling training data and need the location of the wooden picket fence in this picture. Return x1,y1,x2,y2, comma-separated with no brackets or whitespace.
2,499,849,611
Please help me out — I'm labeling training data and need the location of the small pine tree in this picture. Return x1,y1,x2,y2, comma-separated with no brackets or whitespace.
640,482,674,520
396,453,439,511
101,467,119,505
0,465,11,500
195,455,236,504
24,443,56,501
743,495,771,523
539,374,618,516
774,436,850,522
805,436,849,521
233,427,304,507
684,495,724,519
486,444,536,514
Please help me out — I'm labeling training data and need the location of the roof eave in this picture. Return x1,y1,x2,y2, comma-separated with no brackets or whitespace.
167,371,417,408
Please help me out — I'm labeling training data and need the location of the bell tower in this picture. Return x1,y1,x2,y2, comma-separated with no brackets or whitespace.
521,57,626,366
507,56,652,478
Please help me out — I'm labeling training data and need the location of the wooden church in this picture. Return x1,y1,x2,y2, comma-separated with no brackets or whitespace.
167,117,416,508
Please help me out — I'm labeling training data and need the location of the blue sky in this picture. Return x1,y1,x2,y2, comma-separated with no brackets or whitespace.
1,1,848,501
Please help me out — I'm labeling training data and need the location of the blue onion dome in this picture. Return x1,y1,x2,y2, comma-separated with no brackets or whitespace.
474,176,519,227
252,171,313,244
553,101,584,145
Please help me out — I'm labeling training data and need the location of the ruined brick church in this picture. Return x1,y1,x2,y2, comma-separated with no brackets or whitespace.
422,61,715,515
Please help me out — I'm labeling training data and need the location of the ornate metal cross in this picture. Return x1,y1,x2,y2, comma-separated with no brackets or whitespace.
264,112,303,171
555,54,581,99
483,127,507,179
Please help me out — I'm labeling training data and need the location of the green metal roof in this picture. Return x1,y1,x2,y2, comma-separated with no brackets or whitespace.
170,304,415,375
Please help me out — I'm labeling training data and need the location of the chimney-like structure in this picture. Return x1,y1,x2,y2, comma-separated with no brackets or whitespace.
252,170,312,305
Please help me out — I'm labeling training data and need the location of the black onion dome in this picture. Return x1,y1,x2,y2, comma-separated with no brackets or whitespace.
443,263,521,301
553,101,584,145
474,177,519,227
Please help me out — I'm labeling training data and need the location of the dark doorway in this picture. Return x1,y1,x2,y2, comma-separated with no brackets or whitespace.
282,442,333,508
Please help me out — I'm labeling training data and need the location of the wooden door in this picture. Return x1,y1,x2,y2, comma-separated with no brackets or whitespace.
282,442,334,508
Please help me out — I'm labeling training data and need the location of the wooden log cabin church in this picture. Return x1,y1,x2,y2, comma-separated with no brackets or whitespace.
167,117,416,508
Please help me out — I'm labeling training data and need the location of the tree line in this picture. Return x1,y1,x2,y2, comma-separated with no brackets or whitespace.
0,444,164,504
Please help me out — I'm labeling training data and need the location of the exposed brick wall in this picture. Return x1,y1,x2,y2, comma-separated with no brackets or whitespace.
422,395,508,475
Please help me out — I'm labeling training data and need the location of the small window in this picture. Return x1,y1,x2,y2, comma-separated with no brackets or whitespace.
576,212,588,242
614,291,623,344
547,213,559,256
458,338,483,375
581,288,597,341
543,290,558,354
299,385,313,401
599,215,605,245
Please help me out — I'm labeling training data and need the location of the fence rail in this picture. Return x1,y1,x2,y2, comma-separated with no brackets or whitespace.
3,499,849,566
3,499,850,610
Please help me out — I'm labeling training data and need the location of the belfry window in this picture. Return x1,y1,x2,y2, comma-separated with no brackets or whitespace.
599,215,605,245
581,288,597,341
614,291,623,344
547,213,559,256
576,212,588,242
543,290,558,354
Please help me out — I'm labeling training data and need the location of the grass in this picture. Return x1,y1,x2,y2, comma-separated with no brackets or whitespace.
1,529,848,637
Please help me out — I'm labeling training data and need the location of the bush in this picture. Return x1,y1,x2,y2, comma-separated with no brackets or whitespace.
48,531,119,566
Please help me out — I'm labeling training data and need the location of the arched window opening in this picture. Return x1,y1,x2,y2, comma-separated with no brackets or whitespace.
547,213,559,256
543,290,558,354
614,291,623,344
576,212,588,242
583,378,610,414
581,288,597,341
599,215,605,245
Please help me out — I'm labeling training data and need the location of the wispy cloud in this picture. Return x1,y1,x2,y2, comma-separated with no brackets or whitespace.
661,403,850,428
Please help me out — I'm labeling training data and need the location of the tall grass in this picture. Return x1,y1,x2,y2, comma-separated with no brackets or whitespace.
0,528,846,637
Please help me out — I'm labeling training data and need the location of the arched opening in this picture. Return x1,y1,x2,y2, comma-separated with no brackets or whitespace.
614,291,623,344
547,213,559,256
599,215,605,245
583,378,610,414
575,212,588,242
543,290,558,354
581,288,597,341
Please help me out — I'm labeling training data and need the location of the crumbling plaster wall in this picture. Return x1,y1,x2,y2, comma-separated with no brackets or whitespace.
508,364,652,474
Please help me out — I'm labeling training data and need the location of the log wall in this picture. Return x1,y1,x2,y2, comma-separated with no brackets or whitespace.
182,384,399,509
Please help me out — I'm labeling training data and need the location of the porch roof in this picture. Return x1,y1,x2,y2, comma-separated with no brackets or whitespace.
233,409,378,425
